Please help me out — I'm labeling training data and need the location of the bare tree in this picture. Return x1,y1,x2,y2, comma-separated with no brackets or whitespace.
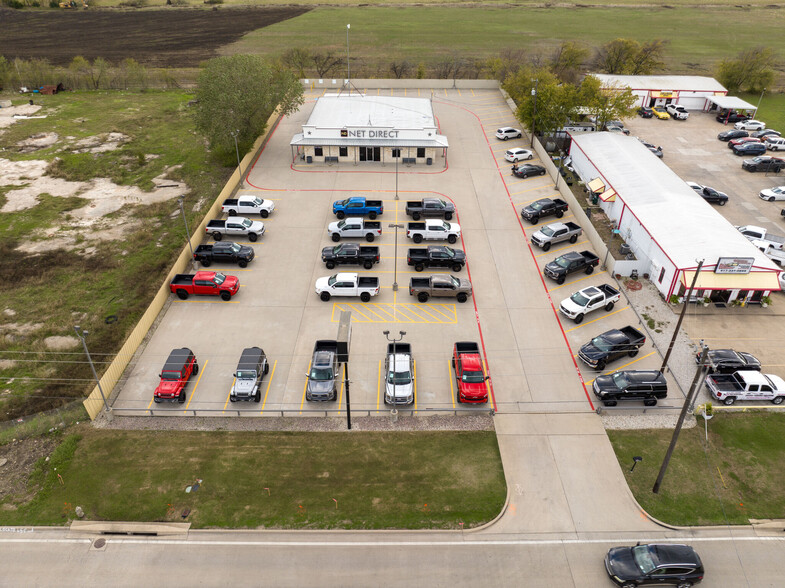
390,60,412,80
282,48,311,79
550,41,589,83
629,40,666,75
312,51,343,78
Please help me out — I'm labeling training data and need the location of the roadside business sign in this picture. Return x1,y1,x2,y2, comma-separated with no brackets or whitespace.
714,257,754,274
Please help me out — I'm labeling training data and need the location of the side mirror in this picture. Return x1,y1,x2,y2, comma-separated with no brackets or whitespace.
158,374,162,378
485,376,490,381
233,373,237,378
305,373,310,378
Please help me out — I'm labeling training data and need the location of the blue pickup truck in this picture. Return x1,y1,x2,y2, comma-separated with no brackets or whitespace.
332,197,384,219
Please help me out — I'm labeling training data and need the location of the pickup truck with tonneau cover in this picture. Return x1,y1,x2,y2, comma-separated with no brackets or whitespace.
559,284,621,323
406,220,461,244
736,225,785,250
409,274,472,303
315,272,380,302
384,343,414,405
193,242,254,268
578,326,646,371
543,250,599,284
332,196,384,219
305,340,340,401
321,243,380,269
520,198,568,225
705,370,785,405
407,246,466,272
170,271,239,301
154,348,198,403
405,198,455,220
327,218,382,242
206,217,265,242
221,194,275,218
531,221,582,251
452,342,489,404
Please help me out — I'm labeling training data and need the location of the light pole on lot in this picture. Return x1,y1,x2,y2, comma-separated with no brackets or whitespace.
389,223,404,292
531,78,538,148
395,154,399,200
346,24,351,88
178,195,196,269
230,129,241,175
383,329,406,411
74,325,110,416
755,87,766,118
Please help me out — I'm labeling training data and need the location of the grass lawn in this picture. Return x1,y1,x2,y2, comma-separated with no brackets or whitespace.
608,412,785,526
0,428,507,529
225,6,785,77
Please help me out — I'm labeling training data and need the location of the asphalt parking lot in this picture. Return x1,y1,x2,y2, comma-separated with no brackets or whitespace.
111,88,686,417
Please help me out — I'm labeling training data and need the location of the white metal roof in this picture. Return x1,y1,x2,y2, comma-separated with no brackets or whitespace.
594,74,727,93
306,94,437,129
706,95,757,110
570,132,779,272
290,133,448,148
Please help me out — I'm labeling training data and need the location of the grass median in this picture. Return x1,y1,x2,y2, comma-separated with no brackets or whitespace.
0,427,507,529
608,412,785,526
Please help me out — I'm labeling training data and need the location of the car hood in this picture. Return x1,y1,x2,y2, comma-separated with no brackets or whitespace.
238,246,254,259
327,221,341,233
522,205,537,215
579,341,605,363
593,374,616,392
386,381,413,399
222,275,240,290
248,221,265,232
308,379,334,394
544,261,563,274
155,379,180,397
315,276,331,291
457,278,472,293
605,547,639,580
321,246,337,258
451,250,466,262
559,297,584,314
233,377,257,395
460,380,487,398
447,222,462,234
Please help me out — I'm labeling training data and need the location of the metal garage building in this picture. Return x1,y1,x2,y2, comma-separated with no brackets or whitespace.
595,74,728,111
569,132,781,306
290,94,448,166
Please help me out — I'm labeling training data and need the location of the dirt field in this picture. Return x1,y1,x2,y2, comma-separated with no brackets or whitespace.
0,6,310,68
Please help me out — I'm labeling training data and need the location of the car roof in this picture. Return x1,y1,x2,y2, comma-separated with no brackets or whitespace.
163,348,194,372
313,350,335,367
618,370,665,382
709,349,741,361
649,544,701,567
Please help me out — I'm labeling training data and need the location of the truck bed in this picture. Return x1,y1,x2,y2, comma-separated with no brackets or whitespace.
194,245,213,254
706,373,743,392
407,222,427,230
597,284,620,298
222,198,239,206
455,341,480,355
171,274,195,285
580,251,600,264
357,277,380,288
314,340,339,354
387,343,412,354
618,325,645,345
409,278,431,289
562,221,581,231
206,220,226,229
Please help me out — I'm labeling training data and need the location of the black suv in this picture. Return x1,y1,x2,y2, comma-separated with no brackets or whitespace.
592,370,667,406
605,543,704,586
637,106,653,118
716,110,749,123
742,156,785,172
733,142,767,156
697,349,761,374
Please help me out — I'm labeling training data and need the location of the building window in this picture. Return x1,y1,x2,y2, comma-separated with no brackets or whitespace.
658,267,666,284
417,148,425,158
339,147,348,157
314,147,323,156
392,148,401,158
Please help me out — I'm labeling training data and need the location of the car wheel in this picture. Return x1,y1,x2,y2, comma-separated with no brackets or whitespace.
719,200,727,206
503,136,508,141
596,361,606,371
447,234,457,244
574,313,584,324
769,197,776,202
248,233,258,242
417,292,429,303
605,301,615,311
366,233,375,242
176,289,188,300
445,212,453,220
261,210,269,218
772,396,784,405
326,261,336,270
213,232,223,241
227,209,237,216
555,210,564,218
363,261,373,270
629,349,639,358
556,276,565,285
452,263,463,272
724,396,736,405
412,212,421,221
526,154,532,160
539,169,546,176
254,391,261,403
154,397,162,404
451,357,455,369
360,292,371,302
569,234,578,244
331,233,341,242
522,173,529,178
415,264,424,272
604,400,618,407
413,234,423,244
542,242,551,252
201,258,212,267
456,292,468,303
238,260,248,268
192,363,199,375
644,398,657,407
336,211,345,220
530,216,539,224
585,266,594,275
178,390,186,403
230,396,237,403
320,292,331,301
220,291,231,301
517,133,522,139
369,211,377,220
676,582,693,588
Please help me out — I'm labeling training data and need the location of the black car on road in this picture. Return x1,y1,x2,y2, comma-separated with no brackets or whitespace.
511,163,546,178
717,129,748,141
592,370,667,406
733,142,767,156
605,543,704,587
697,349,761,374
637,106,653,118
686,182,728,206
742,156,785,172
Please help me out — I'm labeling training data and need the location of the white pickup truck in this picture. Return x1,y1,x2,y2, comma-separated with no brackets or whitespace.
737,225,785,250
559,284,621,324
315,272,380,302
327,218,383,242
221,194,275,218
205,217,265,242
406,220,461,244
752,240,785,266
384,343,414,405
706,370,785,405
666,103,689,120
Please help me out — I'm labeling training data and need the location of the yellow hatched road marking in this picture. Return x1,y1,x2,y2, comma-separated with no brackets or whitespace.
183,359,208,413
332,302,457,323
564,306,629,333
404,302,445,322
260,360,277,413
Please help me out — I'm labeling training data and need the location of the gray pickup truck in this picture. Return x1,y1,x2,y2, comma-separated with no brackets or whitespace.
530,221,582,251
205,217,265,242
305,340,340,401
409,274,472,303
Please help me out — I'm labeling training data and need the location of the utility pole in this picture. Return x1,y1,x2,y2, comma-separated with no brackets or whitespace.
653,344,709,493
345,24,351,92
660,259,704,373
74,326,110,417
531,79,538,147
178,196,196,270
344,361,351,430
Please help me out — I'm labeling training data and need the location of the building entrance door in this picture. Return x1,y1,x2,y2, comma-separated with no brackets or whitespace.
358,147,380,162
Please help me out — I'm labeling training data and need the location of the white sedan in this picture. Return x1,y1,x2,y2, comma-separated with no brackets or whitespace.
504,148,534,162
495,127,522,140
735,119,766,131
759,186,785,202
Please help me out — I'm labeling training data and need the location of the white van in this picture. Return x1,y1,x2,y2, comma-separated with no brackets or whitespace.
765,137,785,151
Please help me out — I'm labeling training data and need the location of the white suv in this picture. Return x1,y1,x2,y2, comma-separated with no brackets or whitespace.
665,104,689,120
495,127,522,141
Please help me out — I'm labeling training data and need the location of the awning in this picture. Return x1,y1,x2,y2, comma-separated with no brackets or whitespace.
708,96,756,111
587,178,605,192
651,91,676,98
599,188,617,202
681,270,781,291
290,133,449,148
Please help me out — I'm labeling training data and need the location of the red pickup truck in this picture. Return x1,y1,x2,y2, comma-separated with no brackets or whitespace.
170,271,239,301
154,348,198,403
452,341,489,403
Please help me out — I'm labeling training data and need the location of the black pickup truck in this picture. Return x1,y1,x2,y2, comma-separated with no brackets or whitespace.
520,198,569,225
405,198,456,221
321,243,380,270
543,250,599,284
193,242,254,268
578,326,646,371
407,246,466,272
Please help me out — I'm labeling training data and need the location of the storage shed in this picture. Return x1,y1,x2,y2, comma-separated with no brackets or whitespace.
594,74,727,111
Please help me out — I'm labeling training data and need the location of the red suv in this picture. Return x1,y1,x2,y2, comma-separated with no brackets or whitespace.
154,348,198,403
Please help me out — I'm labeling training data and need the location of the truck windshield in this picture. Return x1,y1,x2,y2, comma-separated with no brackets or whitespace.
229,243,242,253
631,545,656,575
530,201,545,211
591,336,612,352
450,276,461,288
443,248,455,258
540,226,556,237
212,273,226,285
310,367,333,381
336,220,346,229
462,371,486,384
555,257,571,268
570,291,590,306
327,275,338,286
252,197,263,206
161,370,181,381
440,222,450,230
241,218,253,228
339,199,350,206
236,371,257,379
611,372,630,389
388,370,412,385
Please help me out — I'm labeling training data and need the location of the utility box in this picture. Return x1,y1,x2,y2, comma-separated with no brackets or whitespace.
337,310,352,363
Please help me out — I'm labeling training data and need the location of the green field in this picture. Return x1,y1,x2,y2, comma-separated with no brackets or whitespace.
0,428,507,529
608,413,785,526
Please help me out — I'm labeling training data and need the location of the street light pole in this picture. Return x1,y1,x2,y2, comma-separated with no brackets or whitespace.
74,325,110,416
230,129,241,177
178,196,196,269
755,87,766,117
346,24,351,91
531,79,538,148
388,223,404,291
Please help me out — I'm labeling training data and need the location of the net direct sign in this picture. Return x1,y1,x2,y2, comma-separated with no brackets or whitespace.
714,257,754,274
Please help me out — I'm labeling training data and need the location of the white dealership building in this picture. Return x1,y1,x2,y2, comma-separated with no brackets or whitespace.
290,94,449,166
569,132,780,305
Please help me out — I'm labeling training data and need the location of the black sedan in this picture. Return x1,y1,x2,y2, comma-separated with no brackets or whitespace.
752,129,782,139
732,142,767,156
697,349,761,374
605,543,704,587
742,156,785,172
717,129,748,141
686,182,728,205
637,107,653,118
511,164,546,178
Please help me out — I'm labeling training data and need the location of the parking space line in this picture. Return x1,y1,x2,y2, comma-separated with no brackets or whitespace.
413,359,418,414
563,306,630,332
548,273,602,292
260,359,277,413
222,379,234,412
299,361,311,414
376,360,382,413
534,240,589,258
337,373,345,413
509,183,556,196
183,359,208,413
448,358,456,409
180,299,241,304
583,351,657,385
